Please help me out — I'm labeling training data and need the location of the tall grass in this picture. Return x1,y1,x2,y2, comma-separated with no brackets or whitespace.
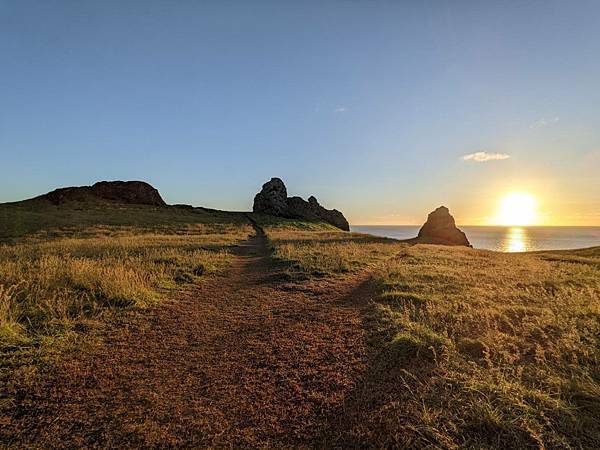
268,230,406,277
366,244,600,448
0,224,251,346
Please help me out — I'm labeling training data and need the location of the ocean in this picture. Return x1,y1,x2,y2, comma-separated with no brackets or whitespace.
350,225,600,252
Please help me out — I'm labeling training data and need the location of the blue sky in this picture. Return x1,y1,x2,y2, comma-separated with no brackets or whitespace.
1,1,599,224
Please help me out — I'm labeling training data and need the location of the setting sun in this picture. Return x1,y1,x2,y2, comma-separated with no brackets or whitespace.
494,193,539,226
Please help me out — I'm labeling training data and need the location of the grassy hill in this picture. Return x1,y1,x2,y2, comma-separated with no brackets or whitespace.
0,198,249,241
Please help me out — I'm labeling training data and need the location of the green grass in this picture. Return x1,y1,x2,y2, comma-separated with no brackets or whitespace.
261,226,600,447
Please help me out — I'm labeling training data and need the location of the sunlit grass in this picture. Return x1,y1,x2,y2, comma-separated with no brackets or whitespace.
0,224,251,347
263,224,600,447
267,229,406,277
367,244,600,448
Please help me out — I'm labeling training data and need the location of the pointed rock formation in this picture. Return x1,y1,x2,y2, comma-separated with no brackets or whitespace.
252,178,350,231
417,206,471,246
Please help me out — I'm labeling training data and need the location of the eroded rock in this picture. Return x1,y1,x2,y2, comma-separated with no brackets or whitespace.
253,178,350,231
252,178,289,216
417,206,471,246
288,196,350,231
43,181,166,206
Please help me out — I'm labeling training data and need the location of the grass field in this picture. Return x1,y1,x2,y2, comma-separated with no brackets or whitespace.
265,227,407,278
260,224,600,447
0,204,251,413
337,243,597,448
1,203,598,448
0,224,251,347
0,199,248,241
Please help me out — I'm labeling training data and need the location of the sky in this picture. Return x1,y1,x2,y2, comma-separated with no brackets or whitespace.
1,1,599,225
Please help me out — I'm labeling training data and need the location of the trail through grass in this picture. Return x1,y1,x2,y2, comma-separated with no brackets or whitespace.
0,224,250,347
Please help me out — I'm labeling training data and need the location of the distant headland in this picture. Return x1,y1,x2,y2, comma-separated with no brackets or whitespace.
7,178,471,246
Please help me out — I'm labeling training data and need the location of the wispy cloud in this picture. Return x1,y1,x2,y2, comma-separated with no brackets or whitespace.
334,106,347,113
530,116,560,129
462,151,511,162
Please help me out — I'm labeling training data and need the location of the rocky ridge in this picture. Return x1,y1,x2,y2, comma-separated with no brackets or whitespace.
253,178,350,231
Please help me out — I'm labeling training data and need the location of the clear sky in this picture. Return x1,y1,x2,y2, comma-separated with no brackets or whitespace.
1,1,599,225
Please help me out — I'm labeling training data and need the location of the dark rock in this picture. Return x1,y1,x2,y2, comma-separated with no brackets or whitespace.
288,196,350,231
253,178,289,216
286,196,319,221
252,178,350,231
417,206,471,246
43,181,166,206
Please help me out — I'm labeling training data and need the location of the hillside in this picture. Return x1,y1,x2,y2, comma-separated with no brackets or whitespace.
0,199,248,241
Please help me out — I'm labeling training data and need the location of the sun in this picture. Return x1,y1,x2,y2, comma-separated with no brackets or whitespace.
494,192,539,226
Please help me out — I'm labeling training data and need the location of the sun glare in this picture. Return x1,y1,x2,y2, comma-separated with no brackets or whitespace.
494,192,539,226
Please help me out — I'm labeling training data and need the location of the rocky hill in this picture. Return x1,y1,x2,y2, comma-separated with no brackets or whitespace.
253,178,350,231
36,181,166,206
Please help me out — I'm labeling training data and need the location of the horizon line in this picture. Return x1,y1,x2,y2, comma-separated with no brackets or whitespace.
351,224,600,228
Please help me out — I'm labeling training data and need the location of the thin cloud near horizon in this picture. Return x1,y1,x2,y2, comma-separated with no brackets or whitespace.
530,116,560,129
462,151,511,162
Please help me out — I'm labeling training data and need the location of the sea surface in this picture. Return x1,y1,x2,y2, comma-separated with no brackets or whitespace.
350,225,600,252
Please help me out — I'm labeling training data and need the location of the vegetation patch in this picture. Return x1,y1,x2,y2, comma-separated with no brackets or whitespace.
0,210,251,417
364,244,600,448
266,228,406,278
0,223,250,347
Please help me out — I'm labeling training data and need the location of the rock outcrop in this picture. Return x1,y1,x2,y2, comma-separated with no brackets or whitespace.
253,178,350,231
252,178,289,216
417,206,470,246
287,196,350,231
43,181,166,206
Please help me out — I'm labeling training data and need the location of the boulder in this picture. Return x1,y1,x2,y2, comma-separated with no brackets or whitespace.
417,206,471,246
253,178,350,231
43,181,166,206
253,178,289,216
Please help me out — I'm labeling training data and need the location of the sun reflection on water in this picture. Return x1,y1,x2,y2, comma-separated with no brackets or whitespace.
504,227,529,252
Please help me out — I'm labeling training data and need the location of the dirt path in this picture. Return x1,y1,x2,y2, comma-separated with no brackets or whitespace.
5,227,376,448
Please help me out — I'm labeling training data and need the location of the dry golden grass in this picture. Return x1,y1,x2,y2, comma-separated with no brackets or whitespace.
0,223,251,347
361,244,600,448
263,225,599,447
3,212,598,448
267,229,407,277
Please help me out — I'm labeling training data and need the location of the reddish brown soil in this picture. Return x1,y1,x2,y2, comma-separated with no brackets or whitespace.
4,230,377,448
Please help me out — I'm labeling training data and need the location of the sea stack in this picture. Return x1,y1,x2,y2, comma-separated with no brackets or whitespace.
417,206,471,246
253,178,350,231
